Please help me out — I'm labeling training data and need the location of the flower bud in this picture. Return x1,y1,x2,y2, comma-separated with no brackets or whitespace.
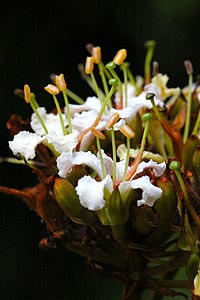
154,177,178,225
132,206,154,235
193,145,200,180
182,135,200,172
24,84,31,103
53,178,95,225
186,253,199,281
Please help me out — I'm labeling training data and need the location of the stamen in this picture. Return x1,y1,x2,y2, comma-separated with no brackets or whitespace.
106,62,123,109
24,84,31,103
144,40,156,84
120,124,135,139
122,62,140,95
24,85,48,134
96,136,106,179
92,46,101,64
55,74,73,133
183,60,193,143
152,61,159,76
192,110,200,135
120,63,128,107
113,49,127,65
44,84,67,135
85,56,95,75
106,113,119,129
126,113,152,181
85,56,103,104
51,72,84,104
92,78,118,127
90,127,105,139
169,161,200,229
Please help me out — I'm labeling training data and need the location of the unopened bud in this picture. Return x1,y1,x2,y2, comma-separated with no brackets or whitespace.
90,127,105,139
106,113,120,129
24,84,31,103
54,178,95,225
44,84,60,95
92,46,101,64
85,56,95,74
120,124,135,139
55,73,67,92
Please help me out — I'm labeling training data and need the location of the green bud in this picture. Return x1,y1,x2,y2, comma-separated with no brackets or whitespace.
53,178,95,225
169,160,180,170
109,78,119,86
193,145,200,180
141,112,152,121
182,135,200,172
144,40,156,48
66,165,90,186
132,206,154,235
154,177,178,225
106,61,116,69
186,253,199,281
107,189,125,226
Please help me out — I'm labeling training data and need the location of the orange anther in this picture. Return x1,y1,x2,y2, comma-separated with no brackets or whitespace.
85,56,95,74
24,84,31,103
113,49,127,65
106,113,120,129
55,74,67,92
44,84,60,95
92,46,101,64
120,124,135,139
90,127,105,139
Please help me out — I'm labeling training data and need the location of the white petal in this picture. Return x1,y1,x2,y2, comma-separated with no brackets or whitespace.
75,175,113,211
72,110,98,132
73,151,103,178
129,175,162,207
46,130,79,154
9,131,43,160
31,107,67,135
56,152,74,178
97,150,113,177
68,96,101,117
135,159,166,177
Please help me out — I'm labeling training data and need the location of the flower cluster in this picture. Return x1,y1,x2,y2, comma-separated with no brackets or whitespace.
1,41,200,299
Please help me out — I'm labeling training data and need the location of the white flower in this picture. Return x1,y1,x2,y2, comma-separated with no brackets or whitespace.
119,175,162,207
31,107,67,135
46,130,79,154
9,131,43,160
75,175,113,211
57,149,166,210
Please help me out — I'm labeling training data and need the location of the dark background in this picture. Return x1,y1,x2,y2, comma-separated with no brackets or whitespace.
0,1,200,299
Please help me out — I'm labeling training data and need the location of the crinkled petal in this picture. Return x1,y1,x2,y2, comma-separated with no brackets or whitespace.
72,110,99,132
75,175,113,211
9,131,43,160
46,130,79,153
135,159,166,177
31,107,67,135
68,96,101,117
56,152,74,178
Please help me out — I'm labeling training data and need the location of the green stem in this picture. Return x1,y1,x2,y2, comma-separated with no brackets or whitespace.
111,128,117,181
62,91,72,133
96,136,106,179
30,101,48,134
144,40,156,84
123,67,128,107
98,62,109,96
122,138,130,182
109,68,123,108
192,109,200,135
65,88,84,104
174,168,200,229
140,121,150,153
52,94,67,136
92,86,115,127
183,74,193,143
91,71,103,104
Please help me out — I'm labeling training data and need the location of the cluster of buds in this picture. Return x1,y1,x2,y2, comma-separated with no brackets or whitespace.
1,41,200,299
